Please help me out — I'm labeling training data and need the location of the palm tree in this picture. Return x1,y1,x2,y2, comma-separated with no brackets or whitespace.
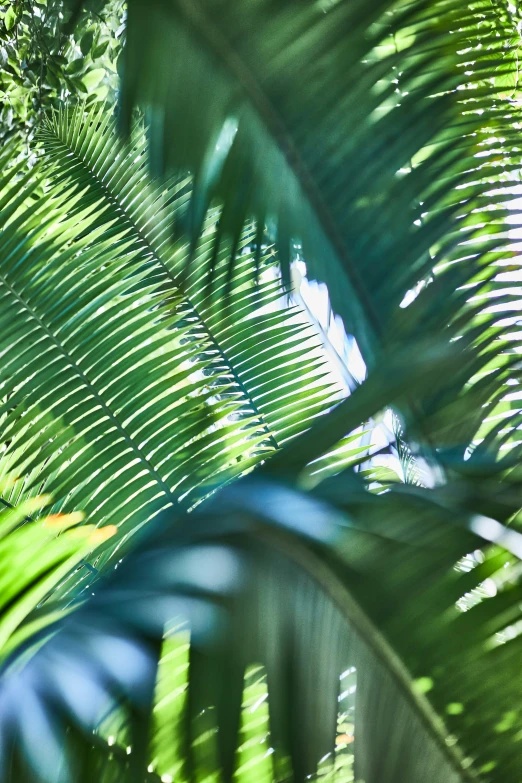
1,0,522,781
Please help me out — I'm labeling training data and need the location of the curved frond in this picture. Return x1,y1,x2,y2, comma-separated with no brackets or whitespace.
0,169,252,572
39,105,339,454
0,147,343,608
114,1,522,469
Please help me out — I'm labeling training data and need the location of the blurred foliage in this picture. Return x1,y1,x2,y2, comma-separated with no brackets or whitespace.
0,0,124,145
0,475,116,667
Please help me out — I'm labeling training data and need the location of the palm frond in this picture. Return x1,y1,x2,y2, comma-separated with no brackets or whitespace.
109,0,522,479
39,104,339,454
5,1,522,781
0,169,244,578
0,135,342,601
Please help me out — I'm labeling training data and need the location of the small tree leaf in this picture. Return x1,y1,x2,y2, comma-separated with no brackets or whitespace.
4,7,16,32
66,57,86,75
81,68,105,90
92,40,110,59
69,75,88,94
45,67,60,90
80,29,94,56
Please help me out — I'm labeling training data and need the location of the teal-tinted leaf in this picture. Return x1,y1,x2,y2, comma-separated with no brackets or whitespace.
92,39,110,59
66,57,86,75
80,28,94,56
3,468,522,782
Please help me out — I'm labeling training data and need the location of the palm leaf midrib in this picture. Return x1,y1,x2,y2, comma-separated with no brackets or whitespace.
0,265,176,503
255,521,479,783
169,0,385,347
42,120,280,452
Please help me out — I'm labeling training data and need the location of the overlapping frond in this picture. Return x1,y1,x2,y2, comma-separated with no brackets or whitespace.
113,0,522,471
112,2,508,346
0,171,253,581
2,336,522,783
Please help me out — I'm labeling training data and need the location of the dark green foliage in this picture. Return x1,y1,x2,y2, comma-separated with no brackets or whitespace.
117,0,522,366
0,0,123,143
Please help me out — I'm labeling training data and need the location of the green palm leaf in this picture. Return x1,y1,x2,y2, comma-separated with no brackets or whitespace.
39,104,339,453
0,169,246,575
0,130,342,599
0,475,115,667
87,0,522,493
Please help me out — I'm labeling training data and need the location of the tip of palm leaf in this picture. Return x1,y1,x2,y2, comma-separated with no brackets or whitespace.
43,511,85,531
0,475,30,492
23,494,54,513
88,524,118,545
66,523,117,544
